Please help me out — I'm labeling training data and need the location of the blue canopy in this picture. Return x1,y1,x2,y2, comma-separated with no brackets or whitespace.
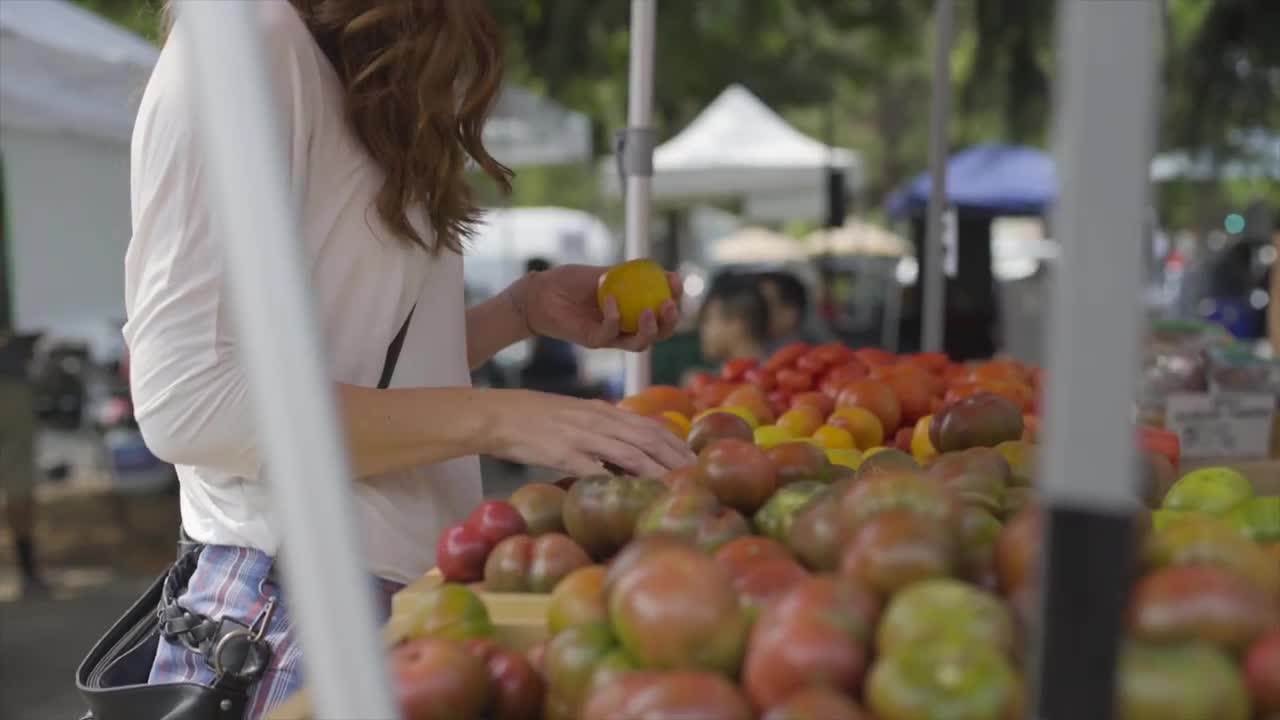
887,143,1057,219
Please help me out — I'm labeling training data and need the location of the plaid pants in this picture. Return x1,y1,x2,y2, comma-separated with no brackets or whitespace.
147,545,404,720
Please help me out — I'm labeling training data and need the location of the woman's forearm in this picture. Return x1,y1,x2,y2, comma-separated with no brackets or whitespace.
337,383,496,479
466,281,532,370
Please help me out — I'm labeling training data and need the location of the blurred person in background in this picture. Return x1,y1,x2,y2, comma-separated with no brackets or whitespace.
759,270,818,350
519,258,582,395
0,331,45,597
123,2,691,715
699,274,771,363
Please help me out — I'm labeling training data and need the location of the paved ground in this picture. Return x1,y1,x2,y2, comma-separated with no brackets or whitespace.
0,429,533,720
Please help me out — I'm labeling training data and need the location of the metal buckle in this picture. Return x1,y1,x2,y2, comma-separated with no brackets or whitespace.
210,597,276,681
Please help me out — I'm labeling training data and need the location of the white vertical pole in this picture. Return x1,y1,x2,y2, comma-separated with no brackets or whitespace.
176,3,397,718
623,0,657,395
1033,0,1158,717
921,0,955,353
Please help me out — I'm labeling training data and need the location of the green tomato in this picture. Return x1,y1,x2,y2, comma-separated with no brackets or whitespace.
876,579,1015,658
867,639,1019,720
753,482,827,542
1162,467,1253,515
1117,641,1250,720
1223,496,1280,543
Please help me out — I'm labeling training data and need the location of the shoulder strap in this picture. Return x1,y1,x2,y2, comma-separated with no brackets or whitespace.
377,305,416,390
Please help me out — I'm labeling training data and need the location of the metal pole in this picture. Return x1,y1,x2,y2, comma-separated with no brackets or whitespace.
623,0,657,395
1033,1,1158,718
175,3,396,718
921,0,954,354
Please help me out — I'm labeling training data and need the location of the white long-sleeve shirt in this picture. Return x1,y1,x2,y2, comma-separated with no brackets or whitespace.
123,0,481,583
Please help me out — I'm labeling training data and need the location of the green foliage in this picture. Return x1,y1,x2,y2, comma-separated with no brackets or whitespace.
71,0,1278,227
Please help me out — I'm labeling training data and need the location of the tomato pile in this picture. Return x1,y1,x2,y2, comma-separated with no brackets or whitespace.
385,343,1279,720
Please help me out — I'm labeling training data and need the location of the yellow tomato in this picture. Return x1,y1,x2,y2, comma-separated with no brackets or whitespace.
597,259,673,333
812,425,856,450
659,411,692,440
754,424,794,449
777,406,823,438
826,448,864,470
826,406,885,450
911,415,938,464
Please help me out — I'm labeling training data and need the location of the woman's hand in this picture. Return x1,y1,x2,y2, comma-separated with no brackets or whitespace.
514,264,683,352
479,389,695,477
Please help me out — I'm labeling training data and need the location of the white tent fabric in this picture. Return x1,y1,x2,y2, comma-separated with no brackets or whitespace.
603,84,862,221
463,206,617,299
805,221,910,258
486,86,593,168
708,226,808,265
0,0,158,143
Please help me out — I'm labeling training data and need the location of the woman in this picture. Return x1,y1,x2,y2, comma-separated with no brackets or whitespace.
128,1,691,715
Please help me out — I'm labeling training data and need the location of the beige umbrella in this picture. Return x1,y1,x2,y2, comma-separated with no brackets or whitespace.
709,226,809,264
805,220,911,258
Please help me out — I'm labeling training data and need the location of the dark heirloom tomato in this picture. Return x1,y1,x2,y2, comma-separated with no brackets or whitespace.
755,481,828,544
464,639,544,720
994,504,1041,595
786,496,844,571
484,534,535,592
839,470,960,532
547,565,607,634
1144,514,1280,598
1245,629,1280,715
714,536,794,578
581,671,754,720
698,438,779,514
930,393,1024,452
528,534,593,593
508,483,568,536
391,637,491,720
1129,565,1278,651
876,578,1015,657
542,622,618,720
467,500,529,547
687,411,755,454
766,442,834,487
840,510,958,597
743,576,879,709
732,557,810,614
562,475,667,560
636,485,750,553
608,542,749,675
762,687,871,720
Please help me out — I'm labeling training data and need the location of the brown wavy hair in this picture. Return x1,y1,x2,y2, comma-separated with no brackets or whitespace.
167,0,513,253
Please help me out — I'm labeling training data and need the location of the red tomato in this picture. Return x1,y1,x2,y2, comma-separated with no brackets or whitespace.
795,353,830,376
809,343,851,365
744,367,778,392
820,362,869,397
776,368,815,393
686,371,716,395
437,523,490,583
694,382,739,413
467,501,529,547
721,357,758,383
764,343,810,372
1138,425,1180,469
768,391,793,418
852,347,897,367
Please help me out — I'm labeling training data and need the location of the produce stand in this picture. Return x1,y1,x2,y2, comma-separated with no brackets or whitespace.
176,1,1220,719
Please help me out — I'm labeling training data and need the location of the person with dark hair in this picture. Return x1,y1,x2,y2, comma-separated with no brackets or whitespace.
698,274,771,362
0,331,44,597
759,270,815,350
520,258,581,394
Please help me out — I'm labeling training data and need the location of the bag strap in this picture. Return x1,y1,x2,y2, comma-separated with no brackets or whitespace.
377,304,416,390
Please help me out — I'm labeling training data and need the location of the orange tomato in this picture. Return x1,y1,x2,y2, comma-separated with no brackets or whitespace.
641,385,696,418
776,406,824,437
904,351,950,371
764,343,810,372
811,425,856,450
836,379,902,433
617,394,661,416
852,347,898,368
826,407,885,451
694,382,739,413
819,361,870,397
889,375,933,425
596,259,672,333
790,391,835,418
722,385,775,425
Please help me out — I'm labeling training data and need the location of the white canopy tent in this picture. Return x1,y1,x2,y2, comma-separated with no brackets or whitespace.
708,226,808,265
602,84,863,222
464,206,617,300
0,0,157,334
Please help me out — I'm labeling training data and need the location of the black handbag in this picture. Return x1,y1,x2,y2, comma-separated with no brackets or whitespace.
76,306,415,720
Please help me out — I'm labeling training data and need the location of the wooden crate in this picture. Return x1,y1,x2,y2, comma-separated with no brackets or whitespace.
268,570,550,720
